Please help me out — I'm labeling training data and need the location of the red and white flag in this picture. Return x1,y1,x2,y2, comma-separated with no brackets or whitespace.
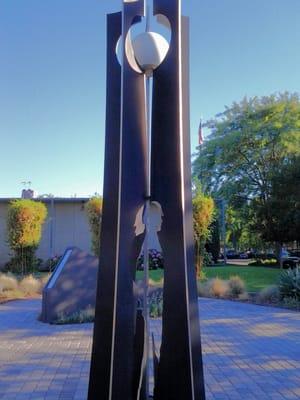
198,120,204,145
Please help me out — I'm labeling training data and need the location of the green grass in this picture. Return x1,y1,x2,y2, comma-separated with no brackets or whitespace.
203,265,281,292
137,265,281,292
136,269,164,283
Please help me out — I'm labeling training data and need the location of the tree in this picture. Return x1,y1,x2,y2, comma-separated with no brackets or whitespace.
206,219,220,263
192,186,215,274
252,156,300,245
194,93,300,200
193,92,300,250
85,196,103,256
7,199,47,274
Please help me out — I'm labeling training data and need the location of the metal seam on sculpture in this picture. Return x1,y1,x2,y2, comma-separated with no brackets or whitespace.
108,6,126,400
177,0,195,398
143,72,150,397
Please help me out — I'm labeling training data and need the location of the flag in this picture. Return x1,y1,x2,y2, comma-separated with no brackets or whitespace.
198,120,204,145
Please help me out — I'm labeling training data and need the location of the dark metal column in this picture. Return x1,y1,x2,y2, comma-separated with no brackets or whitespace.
88,11,122,400
88,0,148,398
151,1,206,399
110,0,147,398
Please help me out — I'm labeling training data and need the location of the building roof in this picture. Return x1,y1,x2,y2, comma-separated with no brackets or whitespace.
0,197,90,204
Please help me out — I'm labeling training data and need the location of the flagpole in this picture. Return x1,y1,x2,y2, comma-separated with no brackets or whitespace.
198,117,203,147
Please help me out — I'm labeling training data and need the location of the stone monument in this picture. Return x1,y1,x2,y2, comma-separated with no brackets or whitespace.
41,247,98,323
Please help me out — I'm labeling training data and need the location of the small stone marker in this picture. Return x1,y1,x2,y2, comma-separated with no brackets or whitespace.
40,247,98,323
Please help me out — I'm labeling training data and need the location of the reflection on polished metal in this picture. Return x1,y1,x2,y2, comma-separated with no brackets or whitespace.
88,1,206,399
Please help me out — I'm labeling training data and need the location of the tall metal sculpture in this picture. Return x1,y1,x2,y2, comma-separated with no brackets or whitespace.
88,1,206,399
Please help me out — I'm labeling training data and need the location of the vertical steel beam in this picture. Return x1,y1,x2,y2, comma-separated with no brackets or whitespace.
88,11,122,400
110,1,147,399
88,0,147,398
151,1,206,399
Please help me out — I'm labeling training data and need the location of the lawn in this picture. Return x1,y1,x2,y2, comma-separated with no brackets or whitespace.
136,269,164,283
203,265,281,292
137,265,281,293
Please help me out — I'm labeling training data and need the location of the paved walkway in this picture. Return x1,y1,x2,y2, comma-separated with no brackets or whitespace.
0,299,299,400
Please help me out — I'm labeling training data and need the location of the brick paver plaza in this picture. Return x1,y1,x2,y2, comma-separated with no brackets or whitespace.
0,298,299,399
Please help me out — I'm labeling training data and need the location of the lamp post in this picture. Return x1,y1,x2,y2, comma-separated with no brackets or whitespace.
131,4,170,395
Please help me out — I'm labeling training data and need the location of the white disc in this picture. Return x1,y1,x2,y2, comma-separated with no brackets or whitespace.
132,31,169,72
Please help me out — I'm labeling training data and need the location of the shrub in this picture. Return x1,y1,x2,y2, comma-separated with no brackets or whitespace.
257,285,280,304
198,277,248,300
206,219,220,264
19,275,42,295
85,197,102,256
0,273,52,302
197,281,209,297
6,199,47,274
137,249,164,270
193,186,215,272
149,290,163,318
263,259,278,266
149,277,164,288
198,269,207,281
278,267,300,301
282,297,300,310
207,278,230,298
203,249,213,267
43,255,61,272
55,307,95,324
0,273,18,291
238,292,249,301
40,273,51,288
249,258,278,267
228,276,246,298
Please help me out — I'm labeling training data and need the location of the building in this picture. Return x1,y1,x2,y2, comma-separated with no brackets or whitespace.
0,198,92,267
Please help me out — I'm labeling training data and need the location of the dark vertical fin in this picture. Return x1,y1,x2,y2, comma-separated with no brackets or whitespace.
88,1,148,398
133,309,147,400
152,332,159,390
110,1,147,398
151,1,206,399
88,11,122,400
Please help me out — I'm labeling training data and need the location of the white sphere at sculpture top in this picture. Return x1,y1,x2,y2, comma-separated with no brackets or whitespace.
132,32,169,72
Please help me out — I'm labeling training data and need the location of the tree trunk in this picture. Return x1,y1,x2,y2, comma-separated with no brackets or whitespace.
195,240,202,278
274,242,283,269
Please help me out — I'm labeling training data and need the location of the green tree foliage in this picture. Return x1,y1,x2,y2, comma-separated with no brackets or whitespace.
6,199,47,274
226,207,244,251
206,219,220,263
252,156,300,244
192,187,215,273
193,93,300,249
85,196,103,256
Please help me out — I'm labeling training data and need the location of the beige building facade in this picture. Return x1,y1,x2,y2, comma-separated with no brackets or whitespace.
0,198,92,267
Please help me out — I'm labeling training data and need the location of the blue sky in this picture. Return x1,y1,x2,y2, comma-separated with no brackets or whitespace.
0,0,299,197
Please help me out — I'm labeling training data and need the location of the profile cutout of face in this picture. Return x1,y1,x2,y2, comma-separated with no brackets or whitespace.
134,202,163,235
134,201,163,252
134,206,145,237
